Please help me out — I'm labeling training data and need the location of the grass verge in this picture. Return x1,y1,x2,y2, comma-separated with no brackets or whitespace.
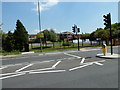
1,45,100,55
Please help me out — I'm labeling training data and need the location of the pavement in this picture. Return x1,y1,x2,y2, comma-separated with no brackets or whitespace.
96,53,120,59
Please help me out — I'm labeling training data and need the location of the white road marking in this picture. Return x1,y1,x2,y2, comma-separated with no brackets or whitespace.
79,60,105,65
94,62,103,66
0,67,53,76
0,73,26,80
52,61,61,69
64,53,81,59
0,72,22,76
69,63,93,71
1,57,76,68
0,66,8,70
0,59,106,80
16,64,33,72
70,60,105,71
80,58,85,64
29,70,66,74
21,67,53,73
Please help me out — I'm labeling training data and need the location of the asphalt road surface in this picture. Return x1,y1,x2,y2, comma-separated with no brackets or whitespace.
1,47,119,88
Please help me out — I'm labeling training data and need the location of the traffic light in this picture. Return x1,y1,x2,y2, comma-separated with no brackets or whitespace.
77,28,80,32
72,26,75,33
103,13,113,55
103,13,111,27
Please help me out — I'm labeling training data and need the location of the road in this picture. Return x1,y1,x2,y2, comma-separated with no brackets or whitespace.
1,47,119,88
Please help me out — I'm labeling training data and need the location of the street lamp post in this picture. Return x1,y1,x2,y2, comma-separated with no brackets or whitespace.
38,0,42,52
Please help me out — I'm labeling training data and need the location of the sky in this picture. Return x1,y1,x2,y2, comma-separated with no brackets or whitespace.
2,1,118,34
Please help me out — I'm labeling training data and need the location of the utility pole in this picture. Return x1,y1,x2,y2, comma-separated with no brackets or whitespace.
38,0,43,52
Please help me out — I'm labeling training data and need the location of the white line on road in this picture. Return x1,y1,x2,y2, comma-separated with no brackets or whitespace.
22,67,53,73
69,63,93,71
1,57,76,68
0,66,8,70
52,61,61,69
0,73,26,80
0,72,21,76
94,62,103,66
79,60,105,65
0,67,53,76
80,58,85,64
70,60,106,71
16,64,33,72
29,70,66,74
64,53,81,59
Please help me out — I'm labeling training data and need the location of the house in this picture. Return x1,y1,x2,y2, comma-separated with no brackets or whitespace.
57,32,80,41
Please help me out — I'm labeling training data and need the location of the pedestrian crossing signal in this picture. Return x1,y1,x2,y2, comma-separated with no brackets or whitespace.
72,26,75,33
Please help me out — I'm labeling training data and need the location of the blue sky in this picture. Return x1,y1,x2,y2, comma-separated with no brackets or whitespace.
2,2,118,34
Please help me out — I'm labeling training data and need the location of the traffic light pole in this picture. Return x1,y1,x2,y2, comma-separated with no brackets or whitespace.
76,32,80,51
72,24,80,51
78,35,80,51
109,13,113,55
82,32,83,47
103,13,113,55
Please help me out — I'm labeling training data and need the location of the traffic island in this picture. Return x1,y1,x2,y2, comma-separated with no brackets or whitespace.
96,53,120,59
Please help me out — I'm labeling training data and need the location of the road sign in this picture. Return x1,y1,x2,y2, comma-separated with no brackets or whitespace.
37,33,44,38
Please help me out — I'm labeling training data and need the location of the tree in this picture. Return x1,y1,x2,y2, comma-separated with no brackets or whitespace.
95,29,109,40
89,31,96,45
112,23,120,39
42,29,50,47
49,29,57,48
13,20,28,51
41,29,57,48
3,31,14,52
0,24,3,52
80,33,90,46
81,33,90,40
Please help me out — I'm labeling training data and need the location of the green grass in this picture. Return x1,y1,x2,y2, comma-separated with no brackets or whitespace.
1,42,101,55
1,50,21,56
30,47,78,53
30,46,100,53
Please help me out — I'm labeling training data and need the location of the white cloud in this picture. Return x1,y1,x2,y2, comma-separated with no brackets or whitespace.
29,29,41,34
33,29,40,33
32,0,59,12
